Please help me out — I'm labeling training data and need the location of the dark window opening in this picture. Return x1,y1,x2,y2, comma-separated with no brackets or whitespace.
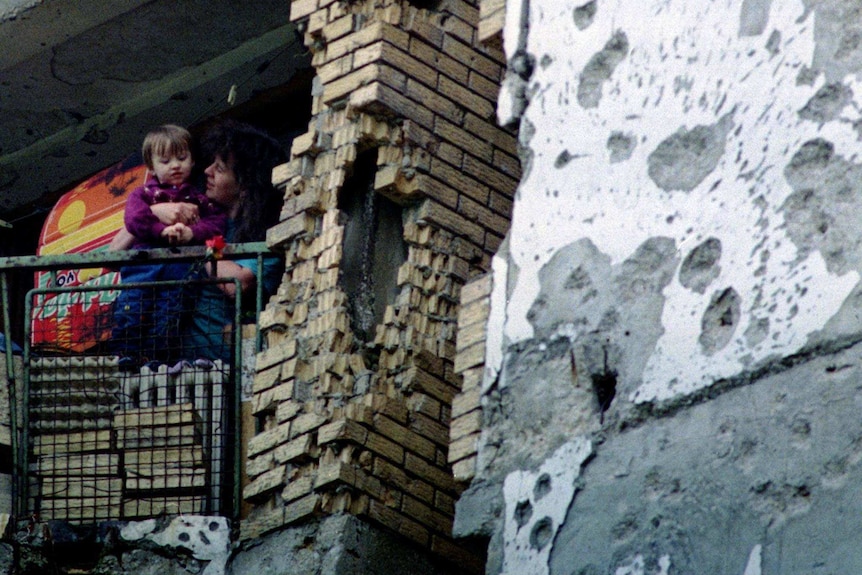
337,149,408,352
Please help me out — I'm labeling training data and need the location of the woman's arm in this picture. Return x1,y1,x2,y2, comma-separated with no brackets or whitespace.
107,227,135,251
151,202,200,226
208,259,255,297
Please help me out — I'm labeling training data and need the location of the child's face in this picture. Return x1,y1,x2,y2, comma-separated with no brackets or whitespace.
152,148,194,187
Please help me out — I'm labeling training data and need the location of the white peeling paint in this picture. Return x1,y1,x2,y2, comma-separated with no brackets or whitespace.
613,553,672,575
615,555,646,575
496,0,861,402
501,438,592,575
498,0,528,125
483,247,509,392
657,555,671,575
743,545,763,575
121,516,231,575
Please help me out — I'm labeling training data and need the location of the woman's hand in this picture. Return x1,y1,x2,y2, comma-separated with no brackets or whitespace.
151,202,200,226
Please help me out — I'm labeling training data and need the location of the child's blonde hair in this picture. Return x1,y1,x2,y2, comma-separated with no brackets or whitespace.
142,124,193,169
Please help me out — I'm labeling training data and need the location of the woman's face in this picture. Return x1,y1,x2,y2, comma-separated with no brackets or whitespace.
204,154,241,211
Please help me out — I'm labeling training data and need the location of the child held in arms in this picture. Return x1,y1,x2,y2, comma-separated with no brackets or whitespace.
111,124,226,369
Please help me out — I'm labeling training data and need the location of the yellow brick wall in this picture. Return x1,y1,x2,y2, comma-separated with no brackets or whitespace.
242,0,518,569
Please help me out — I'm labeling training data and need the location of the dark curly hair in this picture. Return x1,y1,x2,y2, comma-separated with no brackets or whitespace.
200,120,286,243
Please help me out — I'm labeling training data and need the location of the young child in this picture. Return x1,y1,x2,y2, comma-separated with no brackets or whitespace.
111,124,226,368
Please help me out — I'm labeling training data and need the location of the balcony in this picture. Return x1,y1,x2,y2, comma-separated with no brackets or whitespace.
0,242,278,523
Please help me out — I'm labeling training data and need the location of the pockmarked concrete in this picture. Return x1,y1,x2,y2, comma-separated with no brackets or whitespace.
493,0,862,405
227,515,463,575
462,339,862,574
457,0,862,574
501,439,591,575
549,343,862,574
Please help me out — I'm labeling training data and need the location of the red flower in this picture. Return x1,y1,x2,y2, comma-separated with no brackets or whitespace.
206,235,226,259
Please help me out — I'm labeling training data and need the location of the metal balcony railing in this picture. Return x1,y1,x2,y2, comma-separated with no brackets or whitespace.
0,242,278,524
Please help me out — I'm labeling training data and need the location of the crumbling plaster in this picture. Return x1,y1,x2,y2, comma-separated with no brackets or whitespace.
455,0,862,574
494,0,862,404
542,342,862,574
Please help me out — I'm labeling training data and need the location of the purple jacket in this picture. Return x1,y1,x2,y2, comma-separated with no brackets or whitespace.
124,174,227,249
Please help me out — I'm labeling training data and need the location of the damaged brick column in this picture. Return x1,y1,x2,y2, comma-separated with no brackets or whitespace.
240,0,519,570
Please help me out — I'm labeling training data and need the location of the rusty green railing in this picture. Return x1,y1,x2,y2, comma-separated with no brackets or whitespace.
0,242,278,523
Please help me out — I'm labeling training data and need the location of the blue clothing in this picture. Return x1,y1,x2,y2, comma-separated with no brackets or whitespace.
111,261,193,362
183,221,282,362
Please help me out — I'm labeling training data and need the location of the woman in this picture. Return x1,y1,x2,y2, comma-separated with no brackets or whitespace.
185,120,286,362
110,120,286,363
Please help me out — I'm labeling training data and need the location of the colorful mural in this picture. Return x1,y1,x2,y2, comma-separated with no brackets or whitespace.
32,154,144,352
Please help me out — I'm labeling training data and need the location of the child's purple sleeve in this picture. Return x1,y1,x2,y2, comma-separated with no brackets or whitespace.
124,186,166,242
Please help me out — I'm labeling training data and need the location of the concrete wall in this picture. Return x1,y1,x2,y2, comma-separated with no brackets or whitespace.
454,0,862,573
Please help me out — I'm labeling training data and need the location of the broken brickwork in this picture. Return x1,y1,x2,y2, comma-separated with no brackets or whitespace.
241,0,518,569
448,273,491,482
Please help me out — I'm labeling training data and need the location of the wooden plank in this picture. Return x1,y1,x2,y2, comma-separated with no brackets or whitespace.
124,446,204,469
113,403,199,428
40,496,121,521
37,453,119,476
123,496,205,518
125,468,206,491
116,423,201,449
41,478,122,498
33,430,111,455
